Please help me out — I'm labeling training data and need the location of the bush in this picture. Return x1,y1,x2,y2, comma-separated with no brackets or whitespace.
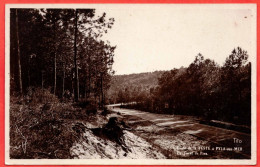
85,104,97,115
9,88,86,159
101,107,111,116
73,99,97,115
25,87,59,105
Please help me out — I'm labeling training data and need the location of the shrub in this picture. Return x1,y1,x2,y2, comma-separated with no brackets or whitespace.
9,88,84,159
24,87,59,106
85,104,97,115
101,107,111,116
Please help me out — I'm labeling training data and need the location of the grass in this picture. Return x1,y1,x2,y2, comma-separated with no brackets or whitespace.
9,88,99,159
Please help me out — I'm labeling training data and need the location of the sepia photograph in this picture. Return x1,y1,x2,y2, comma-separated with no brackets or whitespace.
5,4,256,165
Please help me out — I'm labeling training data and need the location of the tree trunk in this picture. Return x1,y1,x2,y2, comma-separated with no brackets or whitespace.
72,79,74,100
87,38,91,98
41,70,44,90
73,9,79,101
62,64,65,99
100,73,104,108
54,53,56,94
28,69,30,88
15,9,22,94
88,67,91,97
84,76,87,99
53,21,57,95
99,94,101,108
104,89,106,106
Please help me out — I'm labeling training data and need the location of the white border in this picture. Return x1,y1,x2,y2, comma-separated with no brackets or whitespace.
5,3,257,165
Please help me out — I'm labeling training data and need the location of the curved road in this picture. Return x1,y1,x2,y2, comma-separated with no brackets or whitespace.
108,106,251,159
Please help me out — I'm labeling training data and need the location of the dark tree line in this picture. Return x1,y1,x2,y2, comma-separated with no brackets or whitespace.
116,47,251,125
107,71,164,104
10,8,115,106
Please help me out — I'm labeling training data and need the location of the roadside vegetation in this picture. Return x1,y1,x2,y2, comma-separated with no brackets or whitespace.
110,47,251,126
10,8,117,159
10,88,166,159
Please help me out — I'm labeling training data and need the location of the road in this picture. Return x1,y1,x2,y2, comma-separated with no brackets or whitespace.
108,106,251,159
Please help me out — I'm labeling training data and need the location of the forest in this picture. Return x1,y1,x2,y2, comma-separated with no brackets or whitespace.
9,8,117,159
110,49,251,126
107,71,165,104
10,8,115,106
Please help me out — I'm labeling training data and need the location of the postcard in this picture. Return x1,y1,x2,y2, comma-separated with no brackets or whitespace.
5,3,257,165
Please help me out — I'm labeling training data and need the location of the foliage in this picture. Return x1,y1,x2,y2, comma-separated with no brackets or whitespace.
9,87,107,159
115,47,251,125
107,71,165,104
9,8,117,159
10,8,115,105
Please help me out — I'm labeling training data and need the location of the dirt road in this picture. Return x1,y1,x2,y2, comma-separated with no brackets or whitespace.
108,106,251,159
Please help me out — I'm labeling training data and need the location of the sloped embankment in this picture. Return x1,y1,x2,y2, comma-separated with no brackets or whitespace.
10,92,165,159
70,116,165,159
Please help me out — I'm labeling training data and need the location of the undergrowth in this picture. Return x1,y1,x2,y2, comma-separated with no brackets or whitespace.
9,88,97,159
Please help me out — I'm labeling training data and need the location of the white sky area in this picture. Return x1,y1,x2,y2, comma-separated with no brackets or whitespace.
96,5,255,75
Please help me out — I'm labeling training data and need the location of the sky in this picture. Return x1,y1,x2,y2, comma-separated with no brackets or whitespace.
95,4,256,75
